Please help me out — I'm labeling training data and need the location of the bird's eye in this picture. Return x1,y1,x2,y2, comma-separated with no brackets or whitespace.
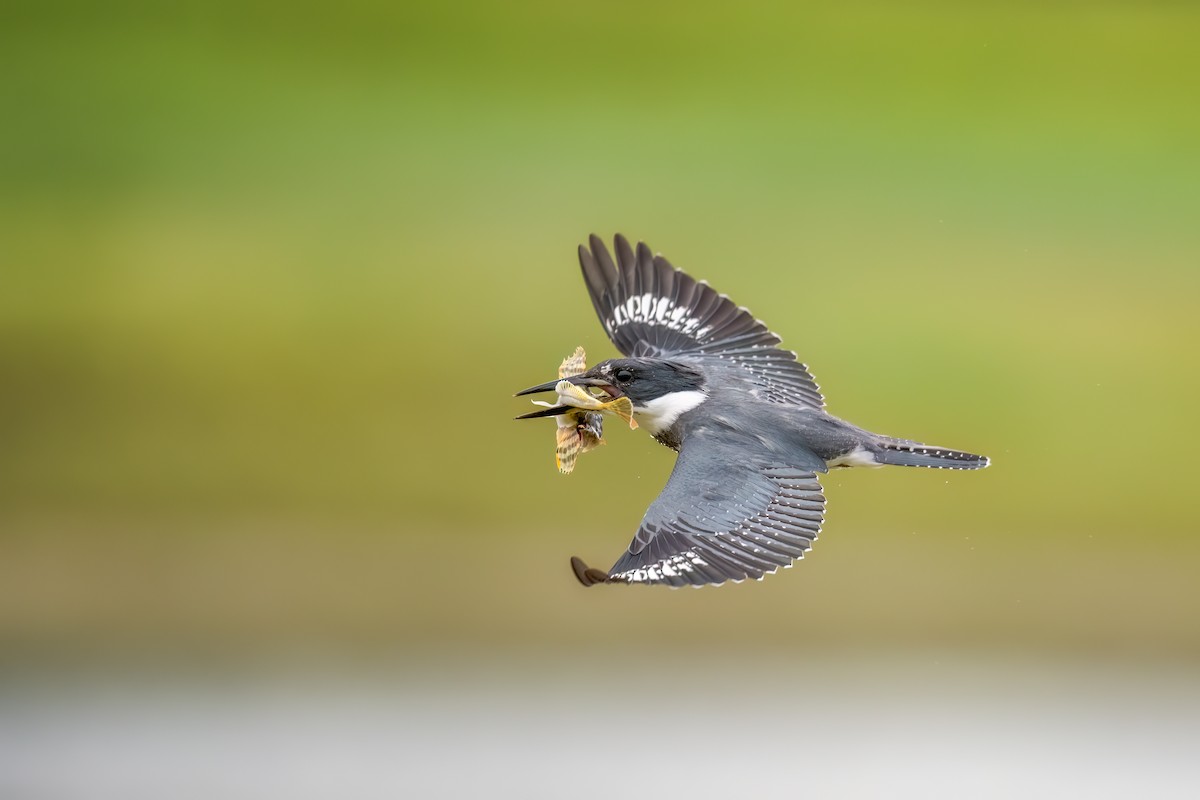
614,368,634,383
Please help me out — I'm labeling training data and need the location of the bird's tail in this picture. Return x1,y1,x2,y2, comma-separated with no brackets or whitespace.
874,438,990,470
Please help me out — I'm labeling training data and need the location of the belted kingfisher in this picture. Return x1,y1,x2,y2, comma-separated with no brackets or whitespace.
516,234,989,588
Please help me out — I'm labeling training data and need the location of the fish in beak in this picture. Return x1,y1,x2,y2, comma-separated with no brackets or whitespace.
514,346,636,474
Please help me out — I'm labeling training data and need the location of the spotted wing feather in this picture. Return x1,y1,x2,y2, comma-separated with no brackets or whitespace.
606,433,827,587
579,234,825,408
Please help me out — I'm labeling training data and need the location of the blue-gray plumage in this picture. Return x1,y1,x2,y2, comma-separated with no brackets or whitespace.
516,234,989,588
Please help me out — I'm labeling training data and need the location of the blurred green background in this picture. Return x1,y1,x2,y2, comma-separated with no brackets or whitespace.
2,0,1198,666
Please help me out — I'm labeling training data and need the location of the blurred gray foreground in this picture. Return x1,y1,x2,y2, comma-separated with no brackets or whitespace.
2,651,1198,800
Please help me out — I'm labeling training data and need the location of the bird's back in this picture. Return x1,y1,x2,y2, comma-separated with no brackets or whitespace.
666,373,863,468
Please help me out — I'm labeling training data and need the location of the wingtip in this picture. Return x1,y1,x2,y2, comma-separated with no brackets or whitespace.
570,556,611,587
614,233,635,273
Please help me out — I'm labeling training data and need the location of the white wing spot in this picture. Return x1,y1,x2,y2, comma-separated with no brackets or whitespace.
613,550,708,583
608,295,714,342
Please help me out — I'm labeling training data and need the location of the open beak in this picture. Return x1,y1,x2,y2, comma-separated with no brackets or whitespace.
513,375,622,420
514,375,579,420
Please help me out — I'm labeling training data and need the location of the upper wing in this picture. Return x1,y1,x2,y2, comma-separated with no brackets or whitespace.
578,233,825,408
602,432,827,587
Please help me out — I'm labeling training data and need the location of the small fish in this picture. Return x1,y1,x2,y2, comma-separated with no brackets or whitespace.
553,379,637,427
557,346,588,380
537,347,637,474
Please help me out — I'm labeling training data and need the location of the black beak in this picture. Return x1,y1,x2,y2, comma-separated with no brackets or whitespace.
515,373,615,397
514,377,570,397
513,404,572,420
513,374,583,419
513,375,619,421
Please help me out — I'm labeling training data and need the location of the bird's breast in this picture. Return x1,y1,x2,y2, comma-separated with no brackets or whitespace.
633,390,708,437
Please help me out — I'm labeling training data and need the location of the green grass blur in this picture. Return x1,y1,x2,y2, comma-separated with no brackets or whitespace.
1,1,1197,663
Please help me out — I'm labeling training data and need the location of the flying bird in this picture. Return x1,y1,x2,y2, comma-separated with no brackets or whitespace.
516,234,989,588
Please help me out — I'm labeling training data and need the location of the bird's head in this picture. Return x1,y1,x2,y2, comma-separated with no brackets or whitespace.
516,358,708,436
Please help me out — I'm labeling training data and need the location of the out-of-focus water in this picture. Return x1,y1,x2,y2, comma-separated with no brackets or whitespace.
3,652,1197,799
